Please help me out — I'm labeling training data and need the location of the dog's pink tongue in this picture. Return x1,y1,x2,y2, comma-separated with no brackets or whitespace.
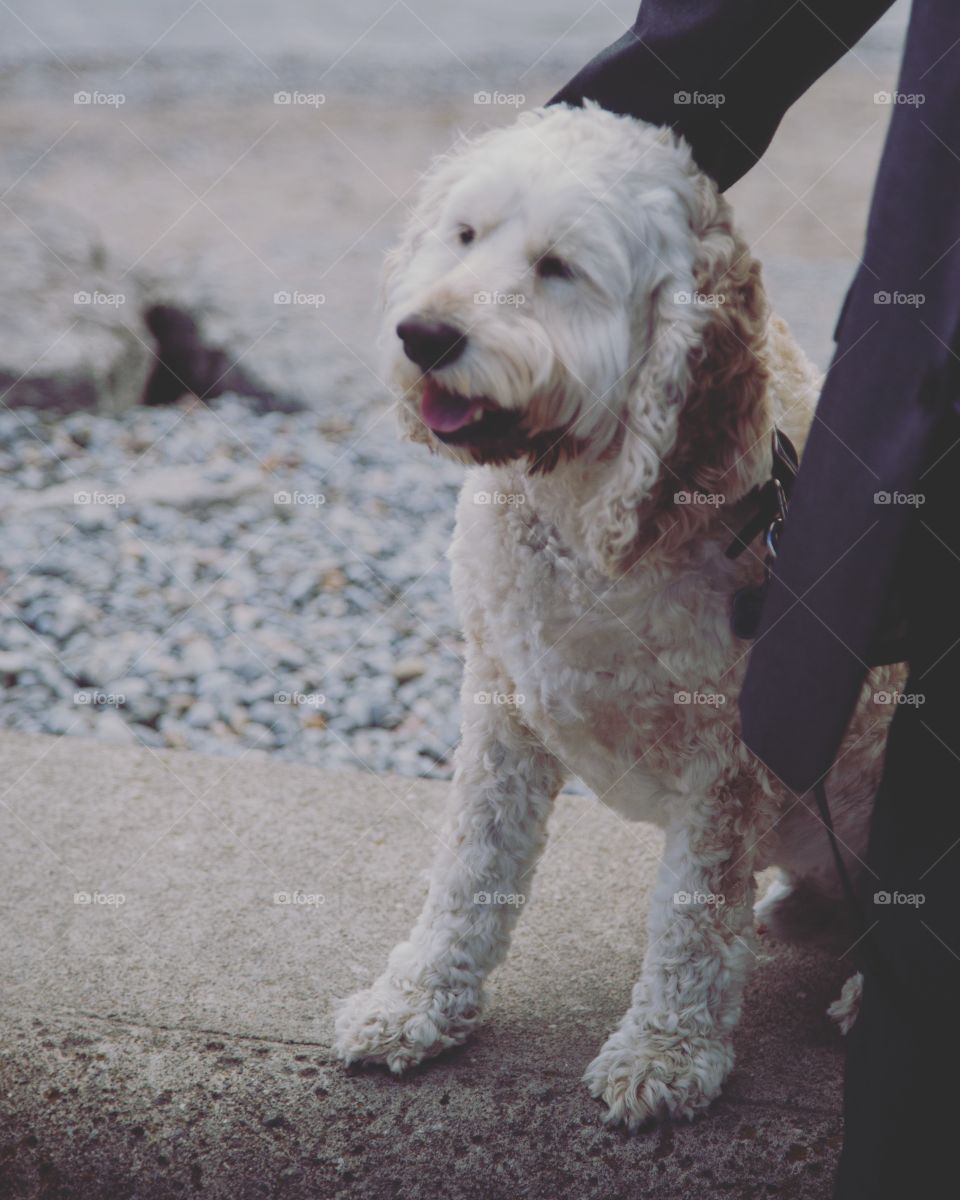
421,387,482,433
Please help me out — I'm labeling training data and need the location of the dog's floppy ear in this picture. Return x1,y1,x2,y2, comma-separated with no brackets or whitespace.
580,171,771,578
672,176,772,505
578,282,702,578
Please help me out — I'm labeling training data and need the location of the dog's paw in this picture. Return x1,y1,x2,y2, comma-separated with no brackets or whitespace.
584,1028,734,1129
827,971,862,1035
333,977,481,1074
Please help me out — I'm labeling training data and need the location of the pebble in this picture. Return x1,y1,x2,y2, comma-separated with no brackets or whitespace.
392,657,427,685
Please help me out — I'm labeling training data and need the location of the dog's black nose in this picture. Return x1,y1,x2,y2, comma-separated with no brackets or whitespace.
396,317,467,371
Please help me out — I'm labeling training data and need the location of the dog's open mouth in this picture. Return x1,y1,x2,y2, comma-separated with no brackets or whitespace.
420,379,523,448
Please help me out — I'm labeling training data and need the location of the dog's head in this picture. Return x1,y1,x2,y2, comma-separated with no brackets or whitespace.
384,104,771,574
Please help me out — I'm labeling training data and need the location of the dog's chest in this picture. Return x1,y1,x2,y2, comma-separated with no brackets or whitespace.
450,479,743,818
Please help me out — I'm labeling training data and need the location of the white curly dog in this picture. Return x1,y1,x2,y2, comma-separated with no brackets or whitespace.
334,104,901,1128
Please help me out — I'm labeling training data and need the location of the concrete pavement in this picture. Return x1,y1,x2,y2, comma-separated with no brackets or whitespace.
0,732,850,1198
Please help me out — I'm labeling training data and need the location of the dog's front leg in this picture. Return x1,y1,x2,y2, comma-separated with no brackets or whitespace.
334,681,563,1073
584,792,759,1128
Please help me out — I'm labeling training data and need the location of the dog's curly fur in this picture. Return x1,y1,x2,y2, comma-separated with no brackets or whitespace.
334,105,902,1127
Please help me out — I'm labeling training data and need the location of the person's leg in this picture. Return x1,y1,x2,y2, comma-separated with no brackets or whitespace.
835,413,960,1197
835,706,960,1195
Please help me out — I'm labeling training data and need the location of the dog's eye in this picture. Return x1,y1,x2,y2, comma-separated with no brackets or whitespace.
458,225,476,246
536,253,573,280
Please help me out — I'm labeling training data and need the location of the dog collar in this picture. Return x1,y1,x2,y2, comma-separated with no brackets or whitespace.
724,428,799,563
724,428,799,640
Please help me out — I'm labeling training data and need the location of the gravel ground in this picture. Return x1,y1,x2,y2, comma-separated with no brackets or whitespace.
0,395,468,778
